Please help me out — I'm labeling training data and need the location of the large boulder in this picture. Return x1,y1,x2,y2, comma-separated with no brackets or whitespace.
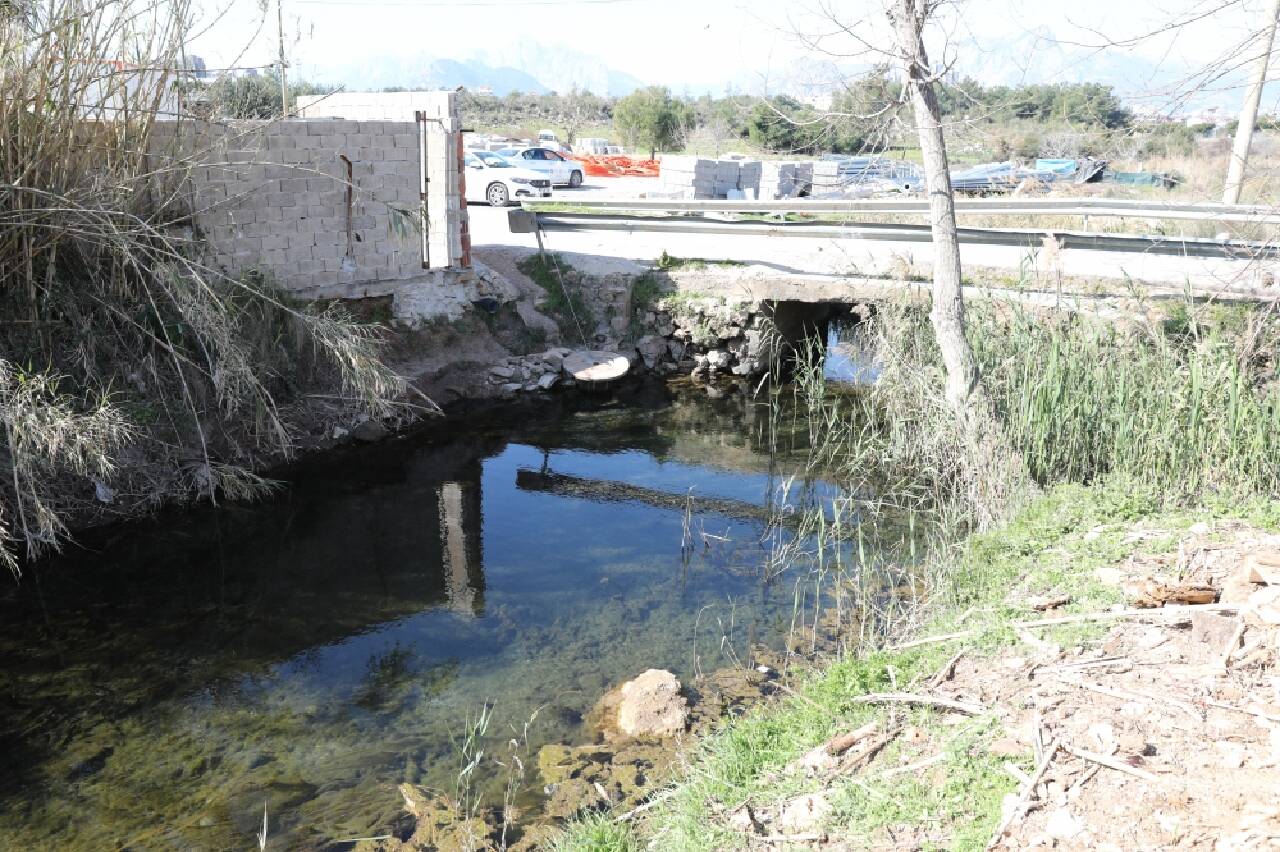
616,669,688,738
562,350,632,384
635,335,668,370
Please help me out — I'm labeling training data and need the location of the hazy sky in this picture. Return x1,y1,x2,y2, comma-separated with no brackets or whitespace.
189,0,1278,110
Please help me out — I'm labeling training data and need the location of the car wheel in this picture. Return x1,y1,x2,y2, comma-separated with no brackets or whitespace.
487,182,510,208
569,170,583,188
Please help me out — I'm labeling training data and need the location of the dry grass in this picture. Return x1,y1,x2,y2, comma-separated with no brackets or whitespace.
0,1,402,572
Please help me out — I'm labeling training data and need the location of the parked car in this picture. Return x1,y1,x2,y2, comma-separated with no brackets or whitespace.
495,146,585,188
463,151,551,207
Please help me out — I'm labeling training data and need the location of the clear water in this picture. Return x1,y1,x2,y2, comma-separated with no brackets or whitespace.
0,381,874,850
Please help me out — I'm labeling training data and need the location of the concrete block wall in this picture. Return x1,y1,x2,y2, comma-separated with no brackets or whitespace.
296,91,449,122
297,90,467,272
152,91,469,301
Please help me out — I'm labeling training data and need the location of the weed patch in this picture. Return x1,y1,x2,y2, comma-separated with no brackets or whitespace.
516,253,594,343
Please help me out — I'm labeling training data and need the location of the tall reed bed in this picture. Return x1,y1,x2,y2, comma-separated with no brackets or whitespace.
0,1,400,573
835,300,1280,538
972,305,1280,496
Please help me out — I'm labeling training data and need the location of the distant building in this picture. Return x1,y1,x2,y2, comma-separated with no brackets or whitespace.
1184,107,1226,128
798,92,834,112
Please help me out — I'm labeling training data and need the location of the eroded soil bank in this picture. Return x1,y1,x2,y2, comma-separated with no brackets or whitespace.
568,487,1280,851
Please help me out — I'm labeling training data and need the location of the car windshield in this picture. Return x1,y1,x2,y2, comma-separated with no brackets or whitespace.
475,152,513,168
495,149,518,158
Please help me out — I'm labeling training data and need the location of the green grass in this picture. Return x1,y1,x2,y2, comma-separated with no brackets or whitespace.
555,482,1280,850
654,250,747,271
516,253,594,344
549,811,641,852
968,305,1280,495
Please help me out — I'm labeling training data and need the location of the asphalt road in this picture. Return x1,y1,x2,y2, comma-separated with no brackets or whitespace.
466,178,1273,291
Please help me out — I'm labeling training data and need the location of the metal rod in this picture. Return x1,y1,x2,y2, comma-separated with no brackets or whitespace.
276,0,288,117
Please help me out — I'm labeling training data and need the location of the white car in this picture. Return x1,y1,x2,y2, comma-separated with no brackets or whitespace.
495,146,586,188
463,151,552,207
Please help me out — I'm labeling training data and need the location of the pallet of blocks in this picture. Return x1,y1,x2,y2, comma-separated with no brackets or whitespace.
657,155,719,198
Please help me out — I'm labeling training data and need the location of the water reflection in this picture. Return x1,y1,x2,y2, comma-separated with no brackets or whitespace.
0,382,858,850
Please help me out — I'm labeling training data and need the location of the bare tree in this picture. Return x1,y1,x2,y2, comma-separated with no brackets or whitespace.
887,0,978,407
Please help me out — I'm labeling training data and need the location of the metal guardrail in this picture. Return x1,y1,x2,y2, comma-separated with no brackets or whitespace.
519,196,1280,224
508,209,1280,260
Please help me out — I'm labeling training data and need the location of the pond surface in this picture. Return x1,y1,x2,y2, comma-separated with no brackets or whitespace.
0,380,885,850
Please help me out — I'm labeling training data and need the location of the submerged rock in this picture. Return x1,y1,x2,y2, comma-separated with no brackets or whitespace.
354,784,497,851
352,420,389,443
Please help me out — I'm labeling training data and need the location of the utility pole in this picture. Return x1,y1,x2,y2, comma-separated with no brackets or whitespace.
1223,0,1280,204
276,0,289,117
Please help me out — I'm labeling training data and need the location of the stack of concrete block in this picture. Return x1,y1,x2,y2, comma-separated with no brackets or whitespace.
735,159,763,197
713,160,740,196
658,155,719,198
810,159,846,195
751,161,815,199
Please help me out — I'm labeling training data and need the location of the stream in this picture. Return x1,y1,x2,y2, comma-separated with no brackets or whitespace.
0,366,893,850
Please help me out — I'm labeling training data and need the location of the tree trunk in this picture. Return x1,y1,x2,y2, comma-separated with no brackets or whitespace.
1223,0,1280,204
890,0,978,407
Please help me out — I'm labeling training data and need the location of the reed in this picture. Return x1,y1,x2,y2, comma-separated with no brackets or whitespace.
0,1,401,572
971,304,1280,497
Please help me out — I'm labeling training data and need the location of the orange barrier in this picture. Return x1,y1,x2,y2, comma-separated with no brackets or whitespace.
579,155,660,178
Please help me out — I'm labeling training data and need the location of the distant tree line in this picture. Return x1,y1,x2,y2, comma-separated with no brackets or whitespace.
200,72,1206,164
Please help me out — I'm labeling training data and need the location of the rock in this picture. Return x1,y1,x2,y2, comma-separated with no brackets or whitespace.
352,420,389,442
1096,566,1125,586
1044,807,1085,842
704,349,731,371
777,792,831,834
1245,549,1280,585
1248,586,1280,624
537,372,560,390
1222,566,1261,604
610,315,629,335
989,737,1026,757
537,745,576,785
396,784,497,851
563,350,632,384
540,351,566,371
489,365,515,379
544,777,602,820
615,669,687,738
500,382,523,398
94,480,115,504
635,335,668,370
1191,611,1240,651
1217,740,1246,769
331,426,349,441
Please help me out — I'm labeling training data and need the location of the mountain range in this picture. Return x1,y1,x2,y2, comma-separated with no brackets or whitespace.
305,36,1257,113
311,44,644,97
